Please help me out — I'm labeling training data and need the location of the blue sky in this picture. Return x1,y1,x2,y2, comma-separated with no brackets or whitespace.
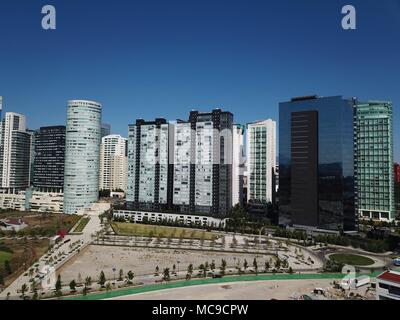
0,0,399,160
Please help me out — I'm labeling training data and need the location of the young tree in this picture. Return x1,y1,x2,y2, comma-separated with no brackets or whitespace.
288,267,294,274
21,283,28,299
127,270,134,284
155,265,160,275
85,276,92,288
55,274,62,297
187,264,193,276
69,280,77,292
118,269,124,281
99,271,106,288
106,282,112,292
4,260,12,275
210,261,216,271
220,259,227,276
253,258,258,274
243,259,248,271
265,261,270,272
275,258,281,270
162,268,170,282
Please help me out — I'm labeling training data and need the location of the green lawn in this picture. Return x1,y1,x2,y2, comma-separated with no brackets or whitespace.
112,222,219,241
73,217,90,233
0,251,12,265
329,253,375,266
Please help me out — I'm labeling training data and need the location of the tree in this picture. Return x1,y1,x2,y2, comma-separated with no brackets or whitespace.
220,259,227,276
85,276,92,288
127,270,134,284
210,261,216,271
243,259,248,271
187,264,193,276
55,274,62,297
253,258,258,274
162,268,170,281
4,260,12,275
155,265,159,275
69,280,77,292
274,258,281,270
288,267,294,274
106,282,112,292
99,271,106,288
118,269,124,281
21,283,28,299
265,261,270,272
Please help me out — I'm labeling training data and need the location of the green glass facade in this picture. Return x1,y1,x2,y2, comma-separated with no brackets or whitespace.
354,101,395,221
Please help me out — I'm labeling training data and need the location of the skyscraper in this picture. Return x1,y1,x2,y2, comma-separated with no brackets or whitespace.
173,109,233,215
232,124,245,207
246,119,276,205
101,123,111,138
0,112,31,190
33,126,66,191
279,96,356,231
126,109,234,216
127,118,171,211
99,134,128,191
63,100,102,214
354,101,395,221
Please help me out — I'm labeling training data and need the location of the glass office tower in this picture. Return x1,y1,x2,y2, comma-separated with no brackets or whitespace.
354,101,395,221
279,95,356,231
64,100,102,214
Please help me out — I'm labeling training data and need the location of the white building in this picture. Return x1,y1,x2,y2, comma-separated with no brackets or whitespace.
63,100,102,214
376,270,400,300
127,119,170,210
246,119,276,204
99,134,127,191
113,210,226,228
0,112,31,190
232,124,245,207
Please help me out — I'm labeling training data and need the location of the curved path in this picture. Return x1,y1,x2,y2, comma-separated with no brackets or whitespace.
63,272,381,300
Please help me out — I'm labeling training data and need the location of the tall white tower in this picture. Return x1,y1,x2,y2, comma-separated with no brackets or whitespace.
99,134,127,191
63,100,102,214
246,119,276,204
232,124,245,207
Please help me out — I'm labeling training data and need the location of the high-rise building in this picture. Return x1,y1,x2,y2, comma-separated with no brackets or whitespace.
101,123,111,138
172,109,233,215
246,119,276,205
127,118,171,211
0,112,31,190
279,95,356,231
394,163,400,184
354,101,395,221
63,100,102,214
126,109,234,216
0,96,3,120
99,134,127,191
33,126,66,191
232,124,245,207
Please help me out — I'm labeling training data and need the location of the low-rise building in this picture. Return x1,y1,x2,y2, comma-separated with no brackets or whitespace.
113,210,226,228
376,270,400,300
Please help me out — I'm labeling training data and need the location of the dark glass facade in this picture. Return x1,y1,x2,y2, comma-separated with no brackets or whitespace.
33,126,66,190
279,96,356,231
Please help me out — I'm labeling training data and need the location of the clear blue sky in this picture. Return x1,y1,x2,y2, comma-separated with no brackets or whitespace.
0,0,399,160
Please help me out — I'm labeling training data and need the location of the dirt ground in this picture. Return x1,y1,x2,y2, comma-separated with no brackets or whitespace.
58,245,276,283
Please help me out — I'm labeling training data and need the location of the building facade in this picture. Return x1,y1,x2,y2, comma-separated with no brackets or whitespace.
33,126,66,191
279,96,356,231
354,101,395,221
127,109,233,216
246,119,276,205
127,119,171,211
99,134,127,191
0,112,31,191
394,163,400,184
63,100,102,214
232,124,245,207
101,123,111,138
376,270,400,300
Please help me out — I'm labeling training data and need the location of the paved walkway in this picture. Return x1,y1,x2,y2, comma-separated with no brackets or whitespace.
63,272,381,300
